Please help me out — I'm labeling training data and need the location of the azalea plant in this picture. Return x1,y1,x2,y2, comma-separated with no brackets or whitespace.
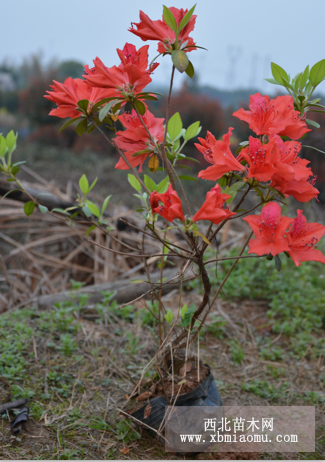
1,5,325,393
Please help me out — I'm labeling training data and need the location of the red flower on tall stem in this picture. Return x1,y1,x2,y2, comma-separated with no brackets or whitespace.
150,184,185,222
83,43,158,99
286,210,325,266
129,8,197,53
233,93,311,140
196,128,244,181
114,109,164,171
192,184,236,225
243,202,292,256
44,78,111,119
269,135,319,202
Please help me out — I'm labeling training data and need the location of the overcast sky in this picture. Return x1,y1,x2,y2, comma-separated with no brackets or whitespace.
2,0,325,93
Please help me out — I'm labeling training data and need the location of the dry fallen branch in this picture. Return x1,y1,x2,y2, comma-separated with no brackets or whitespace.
35,268,181,308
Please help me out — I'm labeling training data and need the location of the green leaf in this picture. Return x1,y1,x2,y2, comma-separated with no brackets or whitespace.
180,303,196,327
144,175,156,192
0,135,7,158
101,195,112,216
185,60,194,78
58,117,81,133
305,81,313,95
172,50,189,73
271,62,289,85
163,5,178,32
11,166,19,175
179,155,200,164
38,204,48,214
52,208,70,215
168,112,183,140
164,309,174,325
88,177,98,193
76,118,88,136
192,229,211,244
99,100,119,122
275,255,282,272
128,174,141,192
180,304,188,318
218,176,228,187
185,121,201,140
265,78,282,86
6,130,17,153
79,174,89,195
82,205,92,218
140,94,159,101
86,225,96,237
24,201,35,216
156,176,170,193
227,181,245,194
132,149,151,158
131,279,145,284
178,4,196,31
306,119,320,128
86,201,101,218
77,99,89,112
134,99,146,115
309,59,325,87
293,72,302,92
301,65,309,88
91,97,118,112
178,175,198,181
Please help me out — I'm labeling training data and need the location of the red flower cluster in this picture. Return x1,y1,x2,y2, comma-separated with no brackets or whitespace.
150,184,185,222
192,184,236,225
239,135,319,202
115,109,164,171
45,43,158,118
233,93,311,140
83,43,159,99
244,202,325,266
44,78,111,119
129,8,197,54
197,93,318,203
196,128,244,181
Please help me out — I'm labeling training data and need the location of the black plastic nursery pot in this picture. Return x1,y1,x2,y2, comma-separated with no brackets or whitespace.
130,367,222,432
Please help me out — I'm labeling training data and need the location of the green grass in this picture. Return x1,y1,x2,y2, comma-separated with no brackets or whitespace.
192,245,325,336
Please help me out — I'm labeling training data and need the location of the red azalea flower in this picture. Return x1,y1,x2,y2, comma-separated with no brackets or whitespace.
240,137,279,182
243,202,292,256
233,93,311,140
44,77,111,119
196,128,244,181
83,43,158,99
129,8,197,54
150,184,185,222
114,109,164,172
272,177,319,203
192,184,236,225
270,135,319,202
286,210,325,266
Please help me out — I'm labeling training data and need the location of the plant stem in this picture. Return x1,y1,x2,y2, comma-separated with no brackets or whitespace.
162,66,176,189
209,231,253,309
93,121,150,195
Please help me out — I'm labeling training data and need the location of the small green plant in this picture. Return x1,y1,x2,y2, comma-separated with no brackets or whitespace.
55,334,78,356
266,365,286,379
116,418,141,444
228,339,245,365
260,345,285,362
243,380,290,401
207,315,227,338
